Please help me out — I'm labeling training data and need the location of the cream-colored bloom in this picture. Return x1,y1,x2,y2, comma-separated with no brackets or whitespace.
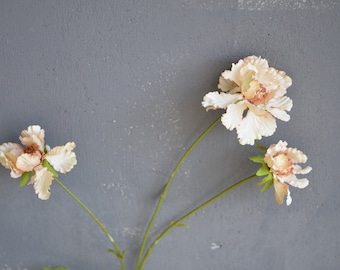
0,125,77,200
202,56,292,145
264,141,312,205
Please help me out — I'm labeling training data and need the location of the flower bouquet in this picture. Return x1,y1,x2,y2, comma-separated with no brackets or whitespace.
0,56,311,270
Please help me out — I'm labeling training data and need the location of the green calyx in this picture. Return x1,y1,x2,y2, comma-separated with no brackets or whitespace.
249,154,273,193
42,159,59,178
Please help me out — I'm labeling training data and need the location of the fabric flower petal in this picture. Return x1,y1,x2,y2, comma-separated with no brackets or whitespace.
202,91,241,111
221,102,247,130
16,153,41,172
29,167,54,200
293,165,312,175
237,111,277,145
0,143,24,175
279,174,309,189
19,125,45,151
45,142,77,173
266,96,293,121
273,177,290,205
218,75,239,93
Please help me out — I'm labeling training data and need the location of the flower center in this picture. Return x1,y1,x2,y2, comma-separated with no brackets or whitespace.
271,153,293,175
241,71,268,104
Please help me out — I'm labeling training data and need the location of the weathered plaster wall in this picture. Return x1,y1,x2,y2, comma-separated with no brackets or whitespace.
0,1,339,270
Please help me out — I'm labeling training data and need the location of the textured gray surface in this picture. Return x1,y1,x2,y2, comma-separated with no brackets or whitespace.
0,1,339,270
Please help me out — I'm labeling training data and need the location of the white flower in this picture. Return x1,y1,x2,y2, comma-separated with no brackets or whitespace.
0,125,77,200
202,56,292,145
264,141,312,205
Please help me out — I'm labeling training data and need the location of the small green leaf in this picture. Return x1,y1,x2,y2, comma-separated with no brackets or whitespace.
20,171,32,187
249,155,264,163
108,249,127,259
255,142,267,152
261,179,274,193
42,159,58,178
170,221,190,228
257,173,273,186
256,164,270,176
41,267,69,270
257,174,273,192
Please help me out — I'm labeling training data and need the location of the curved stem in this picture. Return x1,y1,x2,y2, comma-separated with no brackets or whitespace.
136,117,221,269
54,178,126,270
139,174,258,270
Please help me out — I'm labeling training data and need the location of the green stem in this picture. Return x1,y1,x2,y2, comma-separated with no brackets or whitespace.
54,178,126,270
139,174,258,270
136,117,221,269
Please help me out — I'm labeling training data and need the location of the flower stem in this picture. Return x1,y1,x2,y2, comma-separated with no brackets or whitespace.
136,116,221,269
139,174,258,270
54,178,126,270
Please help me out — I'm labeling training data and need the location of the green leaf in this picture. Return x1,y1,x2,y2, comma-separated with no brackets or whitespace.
255,142,267,152
249,155,264,163
108,249,127,259
170,221,190,228
257,174,273,193
42,159,59,178
256,164,270,176
261,179,274,193
20,171,32,187
41,267,69,270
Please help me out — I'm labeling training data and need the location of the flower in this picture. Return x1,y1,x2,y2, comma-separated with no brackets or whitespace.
251,141,312,206
202,56,293,145
0,125,77,200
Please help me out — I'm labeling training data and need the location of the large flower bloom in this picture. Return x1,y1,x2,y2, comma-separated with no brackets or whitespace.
263,141,312,205
0,125,77,200
202,56,293,145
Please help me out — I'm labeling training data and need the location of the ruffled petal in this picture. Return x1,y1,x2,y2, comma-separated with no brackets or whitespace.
266,96,293,121
221,102,247,130
16,153,41,172
293,165,312,175
286,147,308,163
221,60,245,86
29,167,54,200
279,174,310,189
19,125,45,151
218,75,239,93
237,111,277,145
202,91,241,111
0,143,24,171
273,177,289,205
45,142,77,173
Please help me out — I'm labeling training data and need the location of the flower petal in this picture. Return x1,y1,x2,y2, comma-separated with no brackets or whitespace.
279,174,309,189
237,111,277,145
16,153,41,172
45,142,77,173
0,143,24,176
202,91,241,111
286,147,308,163
19,125,45,151
221,102,247,130
273,177,289,205
293,165,312,175
29,167,54,200
218,75,239,93
266,96,293,121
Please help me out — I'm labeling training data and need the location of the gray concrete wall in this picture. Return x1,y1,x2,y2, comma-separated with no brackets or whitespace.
0,1,339,270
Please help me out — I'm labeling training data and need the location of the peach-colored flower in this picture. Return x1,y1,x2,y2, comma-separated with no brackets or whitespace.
202,56,292,145
264,140,312,205
0,125,77,200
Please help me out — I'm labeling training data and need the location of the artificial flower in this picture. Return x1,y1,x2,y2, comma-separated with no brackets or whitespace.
251,141,312,205
0,125,77,200
202,56,292,145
